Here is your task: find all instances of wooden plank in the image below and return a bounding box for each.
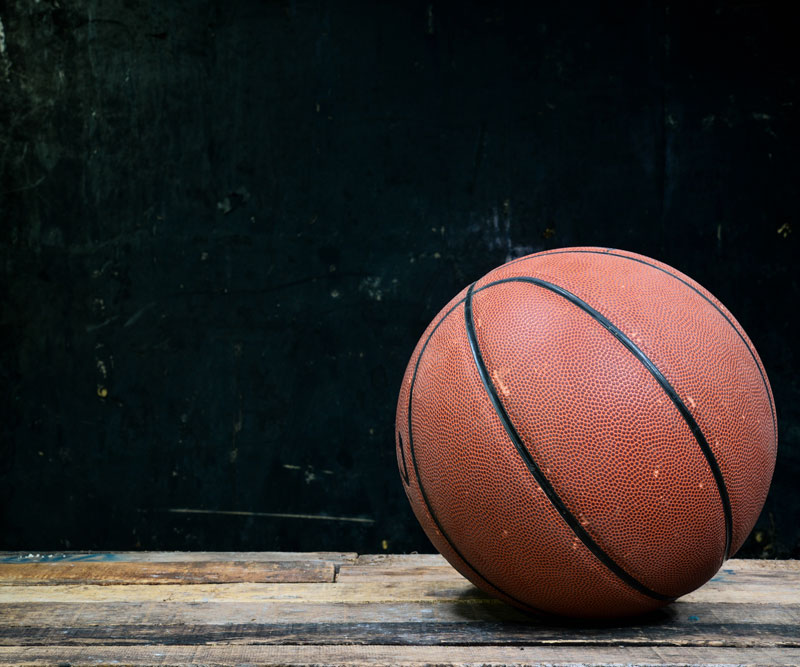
[0,551,357,564]
[337,559,461,583]
[0,644,798,666]
[0,560,335,585]
[339,553,480,584]
[1,600,799,629]
[2,565,799,604]
[340,556,800,590]
[0,580,479,603]
[720,559,800,572]
[335,558,800,603]
[336,564,460,582]
[352,554,800,575]
[353,554,445,566]
[1,617,798,647]
[0,554,796,666]
[683,561,800,604]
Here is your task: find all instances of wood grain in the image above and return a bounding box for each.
[0,554,797,666]
[1,619,799,648]
[0,560,335,585]
[4,568,799,604]
[2,600,799,628]
[1,644,799,666]
[0,580,483,603]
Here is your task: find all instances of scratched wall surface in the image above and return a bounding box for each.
[0,1,797,556]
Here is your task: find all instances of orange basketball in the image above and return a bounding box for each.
[396,247,777,618]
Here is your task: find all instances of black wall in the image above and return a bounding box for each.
[1,1,797,556]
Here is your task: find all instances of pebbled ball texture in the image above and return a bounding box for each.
[395,247,777,618]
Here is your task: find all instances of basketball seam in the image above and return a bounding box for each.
[397,432,410,485]
[518,247,778,443]
[404,294,546,615]
[469,276,733,565]
[464,281,674,602]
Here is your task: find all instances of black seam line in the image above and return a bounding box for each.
[406,291,546,616]
[397,432,410,485]
[522,248,778,443]
[536,248,778,440]
[472,277,733,565]
[464,282,674,603]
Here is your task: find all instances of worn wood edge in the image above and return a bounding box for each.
[0,551,358,564]
[1,644,799,666]
[0,561,335,585]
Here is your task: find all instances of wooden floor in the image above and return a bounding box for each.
[0,552,798,666]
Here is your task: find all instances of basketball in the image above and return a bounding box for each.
[395,247,777,618]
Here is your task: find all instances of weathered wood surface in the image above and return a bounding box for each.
[2,645,800,666]
[0,560,335,585]
[0,553,797,666]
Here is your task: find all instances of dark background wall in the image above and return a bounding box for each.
[0,1,797,557]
